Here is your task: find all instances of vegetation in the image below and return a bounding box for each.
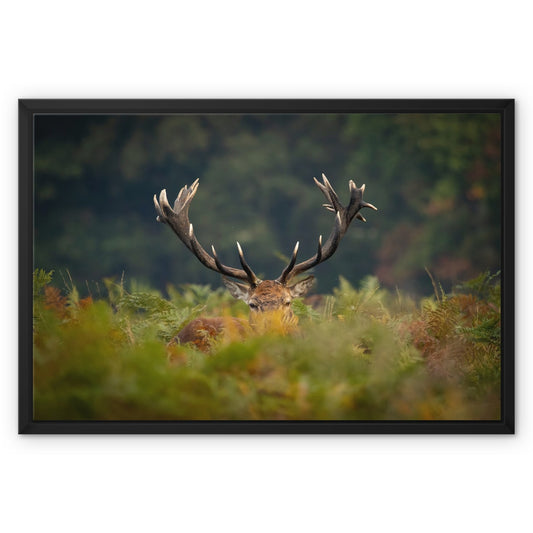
[33,270,501,421]
[34,113,501,296]
[32,113,502,421]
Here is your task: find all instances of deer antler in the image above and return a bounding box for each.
[277,173,377,284]
[153,179,260,286]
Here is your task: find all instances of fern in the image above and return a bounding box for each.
[33,269,54,299]
[32,269,502,421]
[291,298,321,321]
[456,315,501,346]
[117,290,203,342]
[455,270,501,305]
[424,299,460,340]
[334,275,388,320]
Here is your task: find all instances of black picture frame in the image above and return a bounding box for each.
[19,99,515,434]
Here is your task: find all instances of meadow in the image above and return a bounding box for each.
[32,269,501,421]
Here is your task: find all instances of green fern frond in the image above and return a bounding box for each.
[33,269,54,298]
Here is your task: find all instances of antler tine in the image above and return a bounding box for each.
[236,242,260,286]
[153,194,164,222]
[278,175,377,284]
[207,244,238,279]
[154,180,260,285]
[278,241,300,284]
[174,178,199,211]
[348,180,378,217]
[314,174,342,213]
[359,184,378,211]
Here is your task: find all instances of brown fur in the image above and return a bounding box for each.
[170,317,250,352]
[170,278,313,352]
[248,281,292,311]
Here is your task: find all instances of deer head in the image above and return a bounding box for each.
[153,174,377,327]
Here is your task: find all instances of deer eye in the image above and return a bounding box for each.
[284,301,291,307]
[249,303,259,311]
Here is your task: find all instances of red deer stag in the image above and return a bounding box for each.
[153,174,377,351]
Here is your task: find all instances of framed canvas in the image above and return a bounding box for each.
[19,99,514,434]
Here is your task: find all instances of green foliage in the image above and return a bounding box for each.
[117,290,202,343]
[455,270,501,305]
[33,268,54,297]
[32,270,501,421]
[34,113,501,295]
[290,298,321,321]
[33,268,55,325]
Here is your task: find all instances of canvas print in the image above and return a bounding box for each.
[26,102,510,430]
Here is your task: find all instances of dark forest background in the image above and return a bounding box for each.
[34,112,501,296]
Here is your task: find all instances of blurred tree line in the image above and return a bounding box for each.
[34,112,501,296]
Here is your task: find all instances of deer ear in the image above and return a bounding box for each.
[222,277,252,303]
[288,275,315,298]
